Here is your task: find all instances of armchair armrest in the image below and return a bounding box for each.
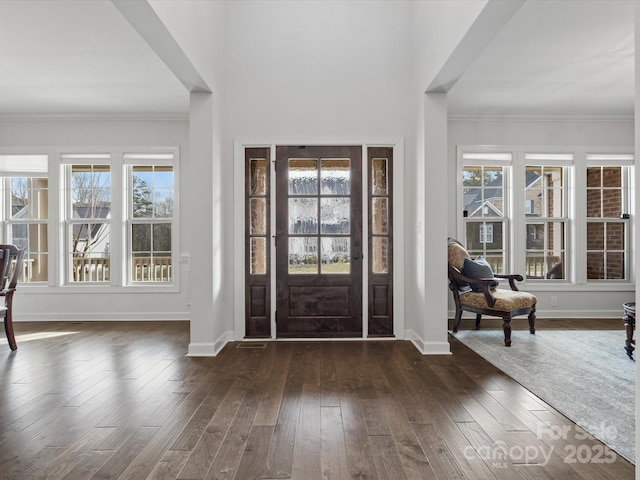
[448,266,497,307]
[494,273,524,291]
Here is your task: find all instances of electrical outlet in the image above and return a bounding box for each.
[550,296,558,307]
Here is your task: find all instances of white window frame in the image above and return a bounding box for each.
[124,150,178,286]
[584,155,633,283]
[61,154,113,285]
[458,146,635,291]
[459,151,512,274]
[522,157,572,283]
[0,154,49,284]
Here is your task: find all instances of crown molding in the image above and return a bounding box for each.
[0,112,189,122]
[449,113,634,123]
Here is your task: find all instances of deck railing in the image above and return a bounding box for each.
[132,256,172,282]
[484,254,561,280]
[70,256,173,282]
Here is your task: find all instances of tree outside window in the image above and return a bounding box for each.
[130,165,174,282]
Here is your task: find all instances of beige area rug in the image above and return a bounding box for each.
[451,328,636,464]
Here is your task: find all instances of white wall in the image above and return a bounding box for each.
[0,117,191,323]
[448,116,636,318]
[223,0,417,340]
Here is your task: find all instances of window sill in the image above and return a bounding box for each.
[19,283,180,294]
[517,281,634,293]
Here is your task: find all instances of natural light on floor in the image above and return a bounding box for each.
[14,331,80,342]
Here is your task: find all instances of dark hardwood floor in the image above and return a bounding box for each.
[0,320,634,479]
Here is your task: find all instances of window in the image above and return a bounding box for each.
[64,157,112,283]
[524,160,568,280]
[458,148,633,287]
[462,160,509,274]
[126,154,175,284]
[585,159,631,281]
[0,155,48,283]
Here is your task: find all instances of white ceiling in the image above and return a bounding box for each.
[448,0,635,116]
[0,0,188,114]
[0,0,634,117]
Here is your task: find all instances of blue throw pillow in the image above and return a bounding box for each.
[463,256,498,292]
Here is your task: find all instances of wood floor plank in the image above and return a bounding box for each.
[369,435,408,480]
[253,343,292,427]
[176,378,250,479]
[263,344,305,479]
[0,322,633,480]
[320,406,350,480]
[376,394,437,480]
[34,427,116,480]
[233,425,275,480]
[412,423,467,480]
[291,384,321,480]
[91,427,160,479]
[168,379,234,451]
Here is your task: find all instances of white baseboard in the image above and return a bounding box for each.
[13,312,190,322]
[188,330,234,357]
[405,329,451,355]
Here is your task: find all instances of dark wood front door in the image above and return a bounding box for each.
[275,146,363,337]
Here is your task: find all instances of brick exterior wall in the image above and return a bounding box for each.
[586,167,624,279]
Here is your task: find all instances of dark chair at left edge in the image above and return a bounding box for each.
[1,245,26,351]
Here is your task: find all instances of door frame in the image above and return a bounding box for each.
[233,137,405,340]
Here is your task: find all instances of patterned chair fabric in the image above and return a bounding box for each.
[447,238,536,347]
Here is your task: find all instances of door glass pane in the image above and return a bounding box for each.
[320,198,350,234]
[321,159,350,194]
[289,237,317,274]
[250,198,266,235]
[321,237,350,274]
[251,237,267,274]
[289,198,317,234]
[250,158,267,195]
[288,159,318,195]
[372,198,388,235]
[372,158,388,195]
[372,237,388,274]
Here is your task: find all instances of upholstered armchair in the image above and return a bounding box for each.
[448,238,536,347]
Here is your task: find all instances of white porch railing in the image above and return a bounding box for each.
[70,256,173,282]
[132,256,172,282]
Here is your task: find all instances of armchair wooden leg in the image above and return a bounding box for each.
[475,314,482,330]
[503,319,512,347]
[4,315,16,351]
[528,308,536,334]
[452,308,463,333]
